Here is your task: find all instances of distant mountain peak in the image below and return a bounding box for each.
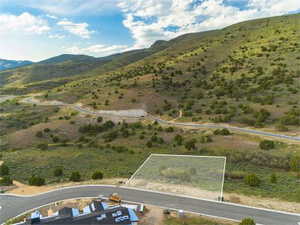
[38,54,96,64]
[0,59,33,71]
[150,40,168,49]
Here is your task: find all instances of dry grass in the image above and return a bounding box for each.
[225,193,300,213]
[8,178,127,195]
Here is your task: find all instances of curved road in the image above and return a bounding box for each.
[20,96,300,142]
[1,185,300,225]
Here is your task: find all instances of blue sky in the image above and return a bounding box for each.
[0,0,299,61]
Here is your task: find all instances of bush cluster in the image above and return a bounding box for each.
[28,176,45,186]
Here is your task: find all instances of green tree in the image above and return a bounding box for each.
[97,116,103,123]
[54,168,63,177]
[146,141,153,148]
[214,128,231,135]
[52,136,60,143]
[0,176,13,186]
[92,171,104,180]
[185,139,197,150]
[44,128,51,132]
[174,134,183,145]
[28,175,45,186]
[259,140,275,150]
[70,171,81,182]
[270,173,277,184]
[0,164,9,176]
[244,174,260,187]
[239,218,256,225]
[165,127,174,132]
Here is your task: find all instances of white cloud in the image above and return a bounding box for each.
[0,12,50,35]
[57,19,93,39]
[118,0,300,49]
[48,34,65,39]
[66,44,129,56]
[7,0,118,16]
[46,14,58,20]
[248,0,300,15]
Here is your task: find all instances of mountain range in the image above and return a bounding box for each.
[0,59,33,71]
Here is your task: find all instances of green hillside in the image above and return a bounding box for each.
[0,43,172,93]
[48,13,300,130]
[1,14,300,205]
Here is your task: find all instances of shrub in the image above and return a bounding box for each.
[37,143,48,150]
[146,141,153,148]
[165,127,174,132]
[44,128,51,132]
[52,136,60,143]
[185,139,197,150]
[54,168,63,177]
[290,156,300,172]
[244,174,260,187]
[275,123,288,131]
[92,171,103,180]
[97,116,103,123]
[199,135,212,143]
[214,128,231,135]
[174,134,183,145]
[270,173,277,183]
[259,140,275,150]
[0,176,13,186]
[70,171,81,182]
[240,218,256,225]
[0,164,9,176]
[103,130,118,142]
[28,176,45,186]
[35,131,43,138]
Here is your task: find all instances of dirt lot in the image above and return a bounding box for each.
[139,205,164,225]
[225,193,300,213]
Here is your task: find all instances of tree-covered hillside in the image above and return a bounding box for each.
[47,13,299,129]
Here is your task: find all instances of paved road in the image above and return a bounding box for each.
[1,185,300,225]
[151,116,300,142]
[19,96,300,142]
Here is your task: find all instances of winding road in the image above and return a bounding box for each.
[1,185,300,225]
[19,96,300,142]
[1,96,300,224]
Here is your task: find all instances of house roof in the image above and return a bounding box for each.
[24,206,138,225]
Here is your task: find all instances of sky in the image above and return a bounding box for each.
[0,0,299,61]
